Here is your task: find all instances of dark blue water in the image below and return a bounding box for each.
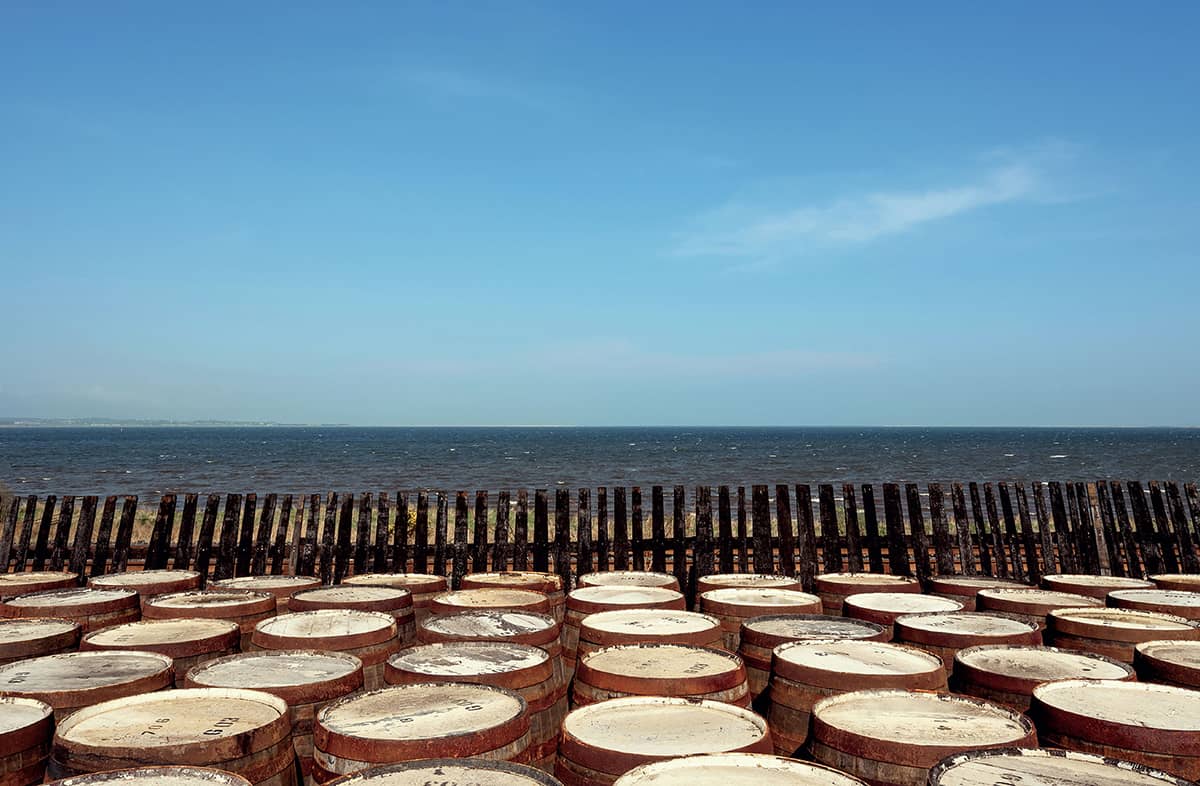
[2,427,1198,500]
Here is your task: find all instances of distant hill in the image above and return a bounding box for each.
[0,418,329,427]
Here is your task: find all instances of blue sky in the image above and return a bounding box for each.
[2,2,1197,426]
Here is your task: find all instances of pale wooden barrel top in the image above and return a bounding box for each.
[185,650,364,701]
[578,571,679,590]
[741,614,887,643]
[290,585,413,610]
[930,748,1194,786]
[614,753,868,786]
[1135,639,1200,684]
[462,572,563,593]
[1048,607,1200,640]
[815,573,921,591]
[213,575,320,593]
[895,611,1039,641]
[1109,589,1200,618]
[144,589,275,616]
[90,569,200,589]
[0,617,81,654]
[315,759,560,786]
[343,573,446,592]
[386,641,549,681]
[0,694,53,735]
[926,575,1029,594]
[698,574,800,591]
[47,767,254,786]
[255,609,395,646]
[1152,574,1200,592]
[1043,574,1156,597]
[420,610,557,641]
[700,588,822,613]
[433,589,550,612]
[0,650,173,695]
[955,644,1134,689]
[4,587,136,610]
[845,592,963,615]
[567,586,685,613]
[582,609,720,639]
[82,618,239,652]
[1032,680,1200,742]
[580,643,743,685]
[773,640,944,688]
[976,588,1102,615]
[0,571,78,599]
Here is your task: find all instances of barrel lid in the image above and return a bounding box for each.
[419,610,558,646]
[567,586,686,614]
[578,644,745,694]
[385,641,551,690]
[697,574,800,591]
[810,690,1036,767]
[342,573,447,592]
[4,586,136,611]
[613,753,868,786]
[1134,640,1200,686]
[0,650,173,704]
[739,614,888,649]
[772,640,944,689]
[699,588,822,616]
[955,645,1135,693]
[54,687,291,762]
[0,617,81,654]
[213,575,321,595]
[431,589,551,615]
[461,571,563,594]
[1151,574,1200,592]
[976,588,1102,615]
[90,569,200,588]
[578,571,679,589]
[1047,607,1200,642]
[254,609,397,649]
[319,758,560,786]
[0,695,53,751]
[559,696,770,775]
[926,575,1029,595]
[315,682,528,761]
[844,592,963,618]
[581,609,721,644]
[894,612,1041,648]
[0,571,78,599]
[184,650,364,703]
[143,589,276,617]
[48,766,254,786]
[290,585,413,611]
[81,618,240,657]
[930,748,1195,786]
[1043,574,1156,598]
[814,572,920,592]
[1031,679,1200,755]
[1109,589,1200,618]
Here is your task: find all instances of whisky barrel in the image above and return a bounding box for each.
[0,696,53,786]
[563,587,686,674]
[384,642,565,771]
[951,644,1135,712]
[928,748,1195,786]
[696,574,801,595]
[577,572,679,591]
[1044,607,1200,662]
[288,587,415,644]
[1,588,140,633]
[577,609,722,660]
[432,589,551,617]
[0,572,78,601]
[90,570,201,604]
[613,753,867,786]
[417,611,564,687]
[1031,679,1200,781]
[185,651,363,785]
[313,759,559,786]
[80,618,240,678]
[573,643,749,707]
[924,576,1028,611]
[1134,639,1200,688]
[50,687,296,786]
[739,614,888,698]
[808,690,1037,786]
[556,696,772,786]
[843,593,963,638]
[0,651,173,721]
[1150,573,1200,592]
[1042,574,1155,600]
[1109,589,1200,620]
[213,577,321,614]
[312,683,531,783]
[463,573,565,624]
[342,574,446,623]
[144,590,277,649]
[252,610,399,691]
[975,588,1102,630]
[699,588,822,650]
[0,618,81,666]
[46,767,253,786]
[814,573,921,616]
[767,640,946,757]
[893,612,1041,672]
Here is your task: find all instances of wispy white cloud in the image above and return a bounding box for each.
[398,67,553,111]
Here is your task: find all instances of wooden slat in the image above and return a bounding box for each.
[982,484,1008,579]
[694,486,714,599]
[751,485,773,574]
[1185,483,1200,573]
[353,493,372,576]
[774,484,796,578]
[1048,482,1076,574]
[394,492,410,573]
[514,489,529,570]
[928,483,955,576]
[48,495,74,572]
[1075,483,1103,574]
[235,493,257,577]
[717,486,733,573]
[1094,481,1126,577]
[271,494,291,575]
[650,486,667,573]
[333,493,354,582]
[553,488,571,590]
[493,491,511,570]
[951,483,976,576]
[30,494,57,571]
[1032,483,1057,576]
[595,487,609,572]
[818,484,842,573]
[289,496,306,576]
[0,495,19,572]
[68,496,98,581]
[577,488,594,577]
[89,496,118,578]
[433,492,449,578]
[372,492,390,573]
[473,491,489,573]
[111,496,138,574]
[672,486,687,591]
[213,493,242,582]
[452,491,469,588]
[14,495,38,572]
[905,484,931,584]
[318,493,338,585]
[613,487,629,570]
[997,483,1025,583]
[1109,482,1141,578]
[144,495,177,570]
[631,487,645,571]
[842,483,864,573]
[298,494,321,577]
[969,483,993,576]
[737,486,749,573]
[882,483,910,577]
[862,484,885,574]
[1014,484,1042,583]
[794,484,818,593]
[1170,482,1200,574]
[192,494,222,585]
[413,491,430,573]
[250,494,277,577]
[173,493,199,570]
[532,489,549,572]
[1147,482,1181,574]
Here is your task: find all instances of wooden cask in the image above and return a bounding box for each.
[50,687,296,786]
[417,611,564,687]
[0,650,173,721]
[463,573,565,624]
[951,644,1135,712]
[1041,574,1155,600]
[843,593,963,639]
[288,586,415,644]
[90,570,201,605]
[808,690,1037,786]
[577,572,679,591]
[738,614,888,699]
[0,696,53,786]
[1044,607,1200,662]
[313,683,531,783]
[929,748,1194,786]
[1134,639,1200,688]
[695,574,801,596]
[924,575,1029,611]
[577,609,722,660]
[975,588,1101,630]
[1151,573,1200,592]
[431,589,552,617]
[80,618,240,679]
[573,643,749,707]
[185,650,363,785]
[144,590,277,649]
[613,753,867,786]
[252,610,399,691]
[0,572,79,601]
[315,759,560,786]
[1,588,140,633]
[699,588,822,650]
[556,696,773,786]
[892,612,1041,673]
[1109,589,1200,620]
[385,641,565,771]
[0,618,81,667]
[563,587,686,675]
[213,577,321,614]
[1031,679,1200,781]
[342,574,446,623]
[767,640,946,757]
[814,573,921,617]
[46,767,253,786]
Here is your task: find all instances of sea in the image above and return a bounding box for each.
[2,427,1198,501]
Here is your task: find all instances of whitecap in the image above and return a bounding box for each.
[1050,454,1067,459]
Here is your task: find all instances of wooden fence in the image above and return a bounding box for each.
[2,481,1198,603]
